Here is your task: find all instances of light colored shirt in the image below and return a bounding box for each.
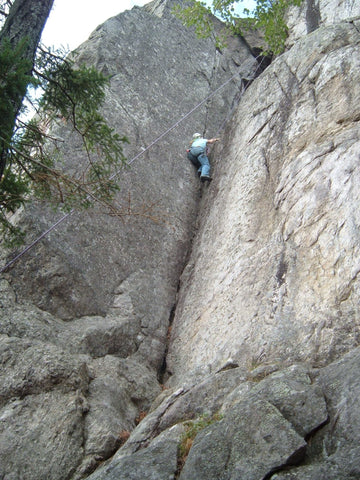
[191,138,207,149]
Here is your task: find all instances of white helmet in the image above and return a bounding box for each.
[193,132,201,139]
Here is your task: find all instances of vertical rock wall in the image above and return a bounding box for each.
[85,4,360,480]
[167,14,360,386]
[0,1,259,479]
[2,0,360,479]
[286,0,360,45]
[87,2,360,478]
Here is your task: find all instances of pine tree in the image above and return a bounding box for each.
[0,0,128,245]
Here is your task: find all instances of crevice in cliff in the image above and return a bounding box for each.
[204,39,272,136]
[263,412,331,480]
[304,414,330,443]
[157,202,204,385]
[262,443,307,479]
[350,18,360,33]
[129,387,188,453]
[305,0,321,33]
[248,109,277,144]
[157,302,176,384]
[238,29,273,71]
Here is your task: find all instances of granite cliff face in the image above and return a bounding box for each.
[167,6,360,386]
[1,0,360,479]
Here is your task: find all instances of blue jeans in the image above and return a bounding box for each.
[190,146,210,177]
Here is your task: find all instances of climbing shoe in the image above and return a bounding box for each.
[200,175,212,182]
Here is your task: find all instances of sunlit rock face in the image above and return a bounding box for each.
[0,1,259,479]
[286,0,360,45]
[167,16,360,386]
[86,2,360,478]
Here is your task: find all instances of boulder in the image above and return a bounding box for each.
[0,392,85,480]
[86,424,182,480]
[0,336,89,480]
[87,350,360,479]
[179,399,307,480]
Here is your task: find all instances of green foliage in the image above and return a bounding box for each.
[172,1,214,40]
[0,38,34,245]
[242,0,303,54]
[174,0,304,55]
[0,42,128,246]
[37,51,128,206]
[178,413,222,459]
[0,166,28,245]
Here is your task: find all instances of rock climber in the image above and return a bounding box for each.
[186,132,220,182]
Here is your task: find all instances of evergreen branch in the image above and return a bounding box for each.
[4,137,121,213]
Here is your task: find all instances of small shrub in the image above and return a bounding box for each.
[177,413,223,474]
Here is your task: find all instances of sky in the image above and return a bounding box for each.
[42,0,256,51]
[42,0,151,50]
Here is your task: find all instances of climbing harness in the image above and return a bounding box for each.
[0,56,267,273]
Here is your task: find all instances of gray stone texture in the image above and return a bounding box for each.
[286,0,360,46]
[1,0,360,479]
[167,16,360,386]
[86,424,183,480]
[0,1,258,479]
[179,399,307,480]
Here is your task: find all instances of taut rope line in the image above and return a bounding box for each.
[1,57,266,273]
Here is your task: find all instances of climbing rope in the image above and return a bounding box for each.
[0,56,267,273]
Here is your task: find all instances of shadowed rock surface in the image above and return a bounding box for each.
[0,0,258,478]
[1,0,360,479]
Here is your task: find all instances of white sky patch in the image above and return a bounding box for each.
[42,0,256,51]
[42,0,151,50]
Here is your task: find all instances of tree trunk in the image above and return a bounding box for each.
[0,0,54,180]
